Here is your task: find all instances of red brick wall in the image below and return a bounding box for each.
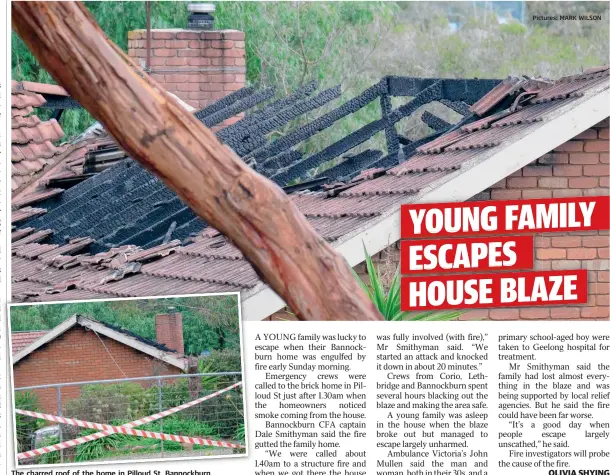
[13,326,182,413]
[127,29,246,121]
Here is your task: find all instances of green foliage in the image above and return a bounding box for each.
[75,430,125,462]
[38,436,61,464]
[202,348,243,374]
[368,3,608,80]
[139,417,218,439]
[235,423,246,444]
[10,296,240,357]
[14,391,43,452]
[353,247,462,322]
[64,382,158,423]
[499,22,527,36]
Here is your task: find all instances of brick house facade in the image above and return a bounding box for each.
[352,119,610,321]
[13,316,186,413]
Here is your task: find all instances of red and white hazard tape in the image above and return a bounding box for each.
[17,381,243,460]
[15,409,245,449]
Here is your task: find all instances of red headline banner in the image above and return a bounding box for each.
[401,235,534,274]
[401,270,588,311]
[401,196,610,238]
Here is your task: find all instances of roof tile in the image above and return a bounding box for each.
[470,77,524,115]
[11,331,49,355]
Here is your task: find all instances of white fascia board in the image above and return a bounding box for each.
[13,315,78,364]
[13,315,188,371]
[241,86,610,321]
[79,317,189,372]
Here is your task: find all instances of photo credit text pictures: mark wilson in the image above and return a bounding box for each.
[400,196,610,311]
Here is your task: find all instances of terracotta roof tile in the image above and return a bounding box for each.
[12,227,36,242]
[389,150,472,175]
[12,142,59,162]
[416,129,467,154]
[11,93,46,109]
[339,171,451,196]
[12,115,41,129]
[12,207,47,224]
[11,105,34,118]
[179,236,244,260]
[142,254,260,287]
[9,81,89,197]
[460,110,513,133]
[12,229,54,249]
[19,81,69,96]
[12,188,64,209]
[12,118,63,145]
[470,77,524,115]
[297,193,408,218]
[445,122,533,151]
[14,242,60,259]
[11,331,49,355]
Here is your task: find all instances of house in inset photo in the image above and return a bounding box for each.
[13,313,190,412]
[10,296,245,465]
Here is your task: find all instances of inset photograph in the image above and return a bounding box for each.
[9,294,246,466]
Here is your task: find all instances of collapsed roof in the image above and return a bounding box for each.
[11,66,610,320]
[13,76,500,247]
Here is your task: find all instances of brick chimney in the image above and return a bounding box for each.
[127,28,246,120]
[155,309,185,354]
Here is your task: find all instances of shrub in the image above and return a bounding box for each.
[235,423,246,443]
[353,246,462,321]
[14,391,43,452]
[203,348,242,373]
[38,436,61,464]
[64,382,157,423]
[75,430,127,462]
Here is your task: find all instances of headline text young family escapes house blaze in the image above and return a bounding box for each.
[400,197,610,311]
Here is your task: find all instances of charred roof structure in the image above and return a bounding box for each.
[12,76,500,249]
[11,67,610,320]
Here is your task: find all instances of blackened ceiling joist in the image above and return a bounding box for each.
[386,76,501,103]
[270,80,444,185]
[38,94,82,109]
[202,87,276,128]
[245,81,388,162]
[194,86,255,120]
[421,111,452,131]
[439,99,471,116]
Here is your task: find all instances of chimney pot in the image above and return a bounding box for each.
[155,312,185,354]
[188,3,215,30]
